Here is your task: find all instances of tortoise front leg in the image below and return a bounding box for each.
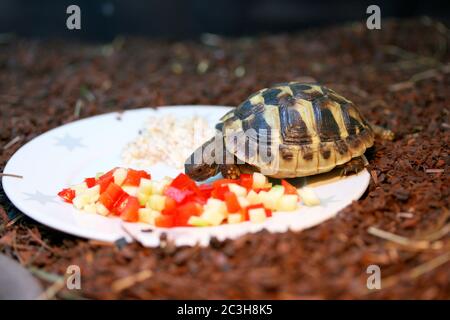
[340,156,368,176]
[370,123,395,141]
[217,138,242,179]
[219,163,241,179]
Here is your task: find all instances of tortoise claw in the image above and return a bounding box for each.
[220,164,241,180]
[340,156,366,177]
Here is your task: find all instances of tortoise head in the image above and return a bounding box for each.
[185,162,218,181]
[184,138,219,181]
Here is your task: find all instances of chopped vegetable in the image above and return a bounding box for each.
[113,168,128,186]
[58,188,76,203]
[281,179,298,195]
[248,208,267,223]
[84,177,96,188]
[122,169,150,187]
[98,182,125,210]
[239,173,253,190]
[175,201,203,226]
[164,186,194,203]
[227,213,242,224]
[298,187,321,206]
[227,183,247,197]
[58,167,319,228]
[155,214,174,228]
[96,168,116,193]
[224,191,241,213]
[118,196,140,222]
[252,172,267,189]
[277,194,299,211]
[187,216,209,227]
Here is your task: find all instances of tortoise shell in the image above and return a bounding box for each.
[217,82,374,178]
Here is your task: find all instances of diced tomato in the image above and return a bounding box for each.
[198,183,214,198]
[165,196,177,211]
[161,196,178,216]
[253,187,271,193]
[96,168,116,193]
[84,177,96,188]
[281,179,298,195]
[111,193,130,216]
[97,176,114,193]
[188,195,208,205]
[224,191,241,213]
[118,196,140,222]
[170,173,198,192]
[164,186,194,203]
[155,214,175,228]
[265,208,272,217]
[98,168,116,180]
[211,179,235,200]
[161,208,176,216]
[239,173,253,190]
[211,184,229,200]
[98,183,125,211]
[122,169,151,186]
[58,188,76,203]
[174,202,203,226]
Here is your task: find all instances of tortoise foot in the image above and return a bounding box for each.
[341,156,367,176]
[220,164,241,180]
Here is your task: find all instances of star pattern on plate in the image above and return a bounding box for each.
[23,191,57,205]
[54,134,85,151]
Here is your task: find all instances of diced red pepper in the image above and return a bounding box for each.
[211,179,235,200]
[281,179,298,195]
[98,168,116,180]
[118,196,140,222]
[165,197,177,211]
[58,188,76,203]
[164,186,194,203]
[170,173,198,192]
[239,173,253,190]
[198,183,214,198]
[155,214,175,228]
[211,184,229,200]
[111,192,130,216]
[84,177,96,188]
[174,202,203,226]
[253,187,271,193]
[188,195,208,205]
[98,183,125,211]
[96,168,116,193]
[122,169,151,187]
[224,191,241,213]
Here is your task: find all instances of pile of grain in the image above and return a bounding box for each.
[121,114,214,169]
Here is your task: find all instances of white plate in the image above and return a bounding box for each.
[2,106,370,246]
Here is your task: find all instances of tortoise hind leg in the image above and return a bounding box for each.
[370,123,395,141]
[340,155,368,176]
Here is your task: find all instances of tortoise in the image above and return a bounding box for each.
[185,82,393,181]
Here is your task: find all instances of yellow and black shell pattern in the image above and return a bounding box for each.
[217,82,374,178]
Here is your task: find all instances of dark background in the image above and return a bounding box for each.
[0,0,449,41]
